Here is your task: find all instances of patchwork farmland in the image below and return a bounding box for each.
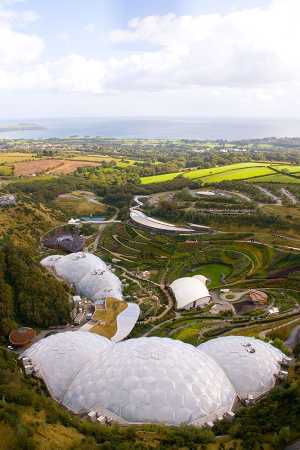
[140,162,300,185]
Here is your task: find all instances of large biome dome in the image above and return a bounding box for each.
[63,337,237,425]
[23,331,111,401]
[22,333,289,427]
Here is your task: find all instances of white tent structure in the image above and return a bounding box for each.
[41,252,123,303]
[198,336,289,400]
[170,275,211,310]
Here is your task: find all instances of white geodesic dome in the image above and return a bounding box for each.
[40,254,63,269]
[198,336,286,400]
[40,252,123,302]
[78,270,123,303]
[23,332,288,426]
[62,337,237,425]
[23,331,111,401]
[54,252,107,286]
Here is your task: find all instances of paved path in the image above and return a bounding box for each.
[259,316,300,340]
[285,440,300,450]
[285,324,300,350]
[257,186,282,205]
[91,206,119,252]
[281,188,297,205]
[230,191,253,203]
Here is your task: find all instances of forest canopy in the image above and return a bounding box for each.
[0,240,70,338]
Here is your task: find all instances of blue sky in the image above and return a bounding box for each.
[16,0,270,58]
[0,0,299,119]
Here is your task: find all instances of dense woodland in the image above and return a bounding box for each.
[0,240,70,339]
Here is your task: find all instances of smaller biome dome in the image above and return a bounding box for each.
[170,275,210,310]
[198,336,286,400]
[41,252,123,302]
[63,337,237,425]
[54,252,107,286]
[22,331,111,401]
[78,270,123,303]
[40,255,63,269]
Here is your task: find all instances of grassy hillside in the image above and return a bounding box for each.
[140,162,300,185]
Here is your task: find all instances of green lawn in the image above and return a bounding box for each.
[199,166,275,183]
[0,166,13,176]
[186,263,232,288]
[251,173,300,183]
[140,162,300,185]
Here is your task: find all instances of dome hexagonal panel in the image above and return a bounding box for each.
[62,337,237,425]
[198,336,285,400]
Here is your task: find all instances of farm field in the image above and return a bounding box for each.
[65,154,116,162]
[13,159,100,176]
[251,173,300,183]
[0,152,35,163]
[0,166,13,176]
[140,162,300,185]
[65,154,136,167]
[49,160,99,174]
[199,166,275,183]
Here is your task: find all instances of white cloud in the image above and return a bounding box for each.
[108,1,300,90]
[1,0,300,118]
[0,10,44,66]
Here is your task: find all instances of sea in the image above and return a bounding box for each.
[1,117,300,140]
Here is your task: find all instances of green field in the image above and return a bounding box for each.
[0,165,13,176]
[251,173,300,183]
[0,152,35,176]
[186,263,232,288]
[140,162,300,185]
[0,152,35,163]
[65,154,136,167]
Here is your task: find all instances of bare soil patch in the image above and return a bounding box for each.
[14,159,99,176]
[49,160,99,174]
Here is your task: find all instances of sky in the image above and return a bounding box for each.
[0,0,299,119]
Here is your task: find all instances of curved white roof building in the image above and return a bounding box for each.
[130,209,194,234]
[22,333,288,426]
[198,336,287,400]
[170,275,211,310]
[41,252,123,302]
[111,303,141,342]
[23,331,111,401]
